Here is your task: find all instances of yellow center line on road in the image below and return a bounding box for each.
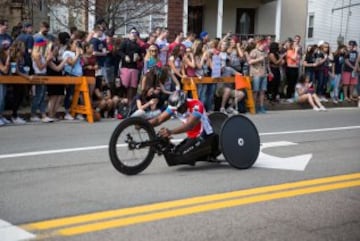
[55,179,360,236]
[23,173,360,233]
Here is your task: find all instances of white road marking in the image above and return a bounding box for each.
[0,219,35,241]
[260,125,360,136]
[0,145,107,159]
[0,126,359,160]
[254,141,312,171]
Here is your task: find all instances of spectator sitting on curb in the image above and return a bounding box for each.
[92,78,116,118]
[295,74,327,111]
[130,85,161,119]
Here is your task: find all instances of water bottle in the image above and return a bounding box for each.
[10,62,17,75]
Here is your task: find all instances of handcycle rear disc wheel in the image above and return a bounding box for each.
[109,117,156,175]
[208,111,228,153]
[220,114,260,169]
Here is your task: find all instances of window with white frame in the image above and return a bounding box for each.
[307,13,314,38]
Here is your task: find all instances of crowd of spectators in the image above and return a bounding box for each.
[0,18,359,126]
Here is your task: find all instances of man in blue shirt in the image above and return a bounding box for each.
[15,22,34,70]
[0,19,12,49]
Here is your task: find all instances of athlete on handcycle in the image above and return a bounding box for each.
[149,91,220,166]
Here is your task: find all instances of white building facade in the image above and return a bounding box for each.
[306,0,360,50]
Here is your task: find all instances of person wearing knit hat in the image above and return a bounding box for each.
[199,31,208,41]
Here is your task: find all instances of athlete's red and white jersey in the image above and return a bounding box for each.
[166,99,213,138]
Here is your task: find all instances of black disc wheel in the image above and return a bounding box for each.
[220,115,260,169]
[109,117,156,175]
[208,111,228,154]
[208,112,228,137]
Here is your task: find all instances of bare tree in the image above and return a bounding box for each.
[44,0,167,33]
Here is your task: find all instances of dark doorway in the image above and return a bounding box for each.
[236,8,255,35]
[188,6,203,36]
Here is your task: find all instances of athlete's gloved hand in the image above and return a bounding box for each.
[159,127,172,138]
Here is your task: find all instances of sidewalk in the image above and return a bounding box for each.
[3,98,358,121]
[265,99,358,111]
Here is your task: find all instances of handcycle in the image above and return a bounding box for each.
[109,112,260,175]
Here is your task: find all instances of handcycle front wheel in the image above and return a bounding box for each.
[109,117,156,175]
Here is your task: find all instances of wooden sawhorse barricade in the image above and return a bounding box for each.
[182,75,256,114]
[0,76,95,123]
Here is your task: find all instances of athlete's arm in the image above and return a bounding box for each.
[149,110,171,127]
[170,115,200,135]
[160,114,200,138]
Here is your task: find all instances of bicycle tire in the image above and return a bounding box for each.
[109,117,156,175]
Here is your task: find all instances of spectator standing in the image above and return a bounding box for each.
[155,28,169,66]
[82,42,98,99]
[33,21,55,42]
[0,43,10,126]
[168,31,184,55]
[62,39,83,120]
[227,36,244,73]
[8,41,31,124]
[15,22,33,71]
[153,27,162,39]
[193,39,210,108]
[157,66,181,108]
[217,40,240,114]
[294,34,303,64]
[218,40,238,114]
[199,31,209,46]
[89,25,108,83]
[104,29,116,85]
[342,40,358,102]
[168,45,185,81]
[143,44,161,76]
[182,32,196,48]
[144,32,157,50]
[314,42,332,102]
[303,45,317,83]
[268,42,285,103]
[242,40,256,76]
[0,19,12,49]
[118,27,142,102]
[46,41,68,120]
[31,37,53,123]
[285,38,300,100]
[182,47,196,78]
[86,18,107,43]
[331,45,347,103]
[82,43,98,78]
[200,39,218,112]
[249,39,271,113]
[0,19,12,125]
[57,32,71,61]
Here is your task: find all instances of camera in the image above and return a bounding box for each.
[76,41,82,48]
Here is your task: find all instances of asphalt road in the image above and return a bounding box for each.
[0,107,360,241]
